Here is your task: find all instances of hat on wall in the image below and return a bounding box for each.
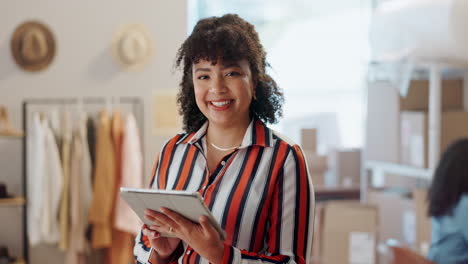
[10,21,56,72]
[111,24,154,71]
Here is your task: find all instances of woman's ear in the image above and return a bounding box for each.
[252,78,257,100]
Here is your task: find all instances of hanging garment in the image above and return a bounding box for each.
[66,112,93,264]
[107,230,134,264]
[88,110,115,248]
[27,112,46,246]
[106,109,134,264]
[114,113,143,234]
[59,111,72,250]
[41,119,63,244]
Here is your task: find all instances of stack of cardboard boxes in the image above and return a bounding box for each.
[367,79,468,171]
[328,148,362,187]
[312,201,379,264]
[364,79,462,260]
[301,128,328,186]
[400,80,468,168]
[367,189,431,255]
[301,128,362,187]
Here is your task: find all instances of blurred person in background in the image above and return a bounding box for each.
[427,138,468,264]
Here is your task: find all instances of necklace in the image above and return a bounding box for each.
[210,142,238,151]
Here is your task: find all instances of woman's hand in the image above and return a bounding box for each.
[145,208,225,264]
[143,213,181,260]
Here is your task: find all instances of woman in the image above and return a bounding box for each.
[133,14,314,264]
[427,138,468,264]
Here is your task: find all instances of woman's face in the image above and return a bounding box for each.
[192,58,254,129]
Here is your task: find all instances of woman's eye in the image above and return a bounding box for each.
[225,71,241,77]
[197,75,209,80]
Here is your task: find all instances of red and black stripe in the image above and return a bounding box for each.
[222,146,261,244]
[176,146,199,190]
[231,147,264,245]
[249,141,289,251]
[158,135,182,189]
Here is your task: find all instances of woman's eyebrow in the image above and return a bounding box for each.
[222,63,240,69]
[194,67,211,73]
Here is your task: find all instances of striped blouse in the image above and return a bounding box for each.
[133,119,315,264]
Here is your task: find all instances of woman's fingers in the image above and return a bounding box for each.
[161,207,192,227]
[199,215,218,238]
[145,209,174,226]
[143,225,160,238]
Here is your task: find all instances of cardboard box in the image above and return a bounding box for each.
[311,203,324,263]
[367,189,431,255]
[400,79,463,111]
[303,150,327,172]
[303,150,327,187]
[320,201,378,264]
[367,189,416,245]
[400,111,468,168]
[365,80,463,164]
[329,148,361,187]
[310,171,325,186]
[301,128,317,153]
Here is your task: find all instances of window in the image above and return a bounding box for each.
[189,0,371,151]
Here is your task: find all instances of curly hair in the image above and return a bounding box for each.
[175,14,284,133]
[428,138,468,217]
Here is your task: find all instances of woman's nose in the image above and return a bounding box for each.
[209,76,227,93]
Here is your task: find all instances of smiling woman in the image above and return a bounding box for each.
[133,14,315,264]
[192,59,253,134]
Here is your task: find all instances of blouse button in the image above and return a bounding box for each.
[221,161,226,166]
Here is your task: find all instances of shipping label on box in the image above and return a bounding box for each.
[349,232,375,264]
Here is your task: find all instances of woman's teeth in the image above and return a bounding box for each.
[211,100,231,107]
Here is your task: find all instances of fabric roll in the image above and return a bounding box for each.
[370,0,468,62]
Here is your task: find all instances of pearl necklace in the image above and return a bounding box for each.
[210,142,238,151]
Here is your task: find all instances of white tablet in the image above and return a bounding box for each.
[120,187,226,240]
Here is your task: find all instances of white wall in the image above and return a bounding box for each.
[0,0,187,263]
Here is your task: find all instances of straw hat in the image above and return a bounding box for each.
[10,21,56,72]
[111,24,154,71]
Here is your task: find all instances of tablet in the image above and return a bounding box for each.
[120,187,226,240]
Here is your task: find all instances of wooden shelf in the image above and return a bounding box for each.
[0,133,24,139]
[315,186,360,202]
[0,197,26,207]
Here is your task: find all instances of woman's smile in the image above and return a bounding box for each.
[209,99,234,110]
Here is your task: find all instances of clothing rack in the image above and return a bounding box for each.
[21,96,143,263]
